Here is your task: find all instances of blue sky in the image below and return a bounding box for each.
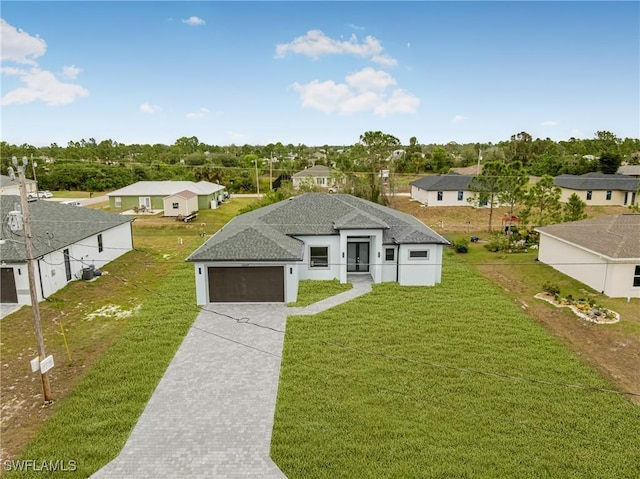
[1,1,639,147]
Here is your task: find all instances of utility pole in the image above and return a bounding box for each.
[269,151,273,192]
[254,159,260,196]
[31,154,38,198]
[13,156,53,403]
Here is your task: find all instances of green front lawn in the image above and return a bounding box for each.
[271,255,640,477]
[288,279,353,307]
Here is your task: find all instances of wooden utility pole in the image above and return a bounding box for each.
[13,156,53,403]
[255,159,260,196]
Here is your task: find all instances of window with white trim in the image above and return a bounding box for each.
[97,234,103,253]
[385,248,395,261]
[457,191,464,201]
[172,202,179,209]
[115,197,122,208]
[634,265,640,287]
[409,250,429,259]
[586,191,592,200]
[606,190,612,201]
[309,246,329,268]
[437,191,443,201]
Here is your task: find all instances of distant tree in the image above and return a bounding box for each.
[431,146,449,173]
[496,161,529,234]
[520,175,562,227]
[358,131,400,203]
[599,153,622,174]
[509,131,533,165]
[469,161,505,232]
[563,193,587,222]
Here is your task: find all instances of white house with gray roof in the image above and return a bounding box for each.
[410,174,475,206]
[536,214,640,298]
[186,193,450,304]
[553,172,639,206]
[0,195,133,305]
[108,181,226,213]
[291,165,338,192]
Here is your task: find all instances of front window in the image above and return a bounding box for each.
[409,250,429,259]
[457,191,464,201]
[437,191,443,201]
[385,248,395,261]
[606,190,612,201]
[115,197,122,208]
[586,191,592,200]
[309,246,329,268]
[634,265,640,287]
[172,202,179,209]
[97,234,103,253]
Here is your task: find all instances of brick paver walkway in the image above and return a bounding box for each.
[92,275,372,478]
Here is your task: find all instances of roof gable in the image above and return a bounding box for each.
[291,165,331,178]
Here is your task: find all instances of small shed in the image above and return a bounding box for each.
[163,190,198,217]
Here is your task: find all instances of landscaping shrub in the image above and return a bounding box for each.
[452,238,469,253]
[542,281,561,298]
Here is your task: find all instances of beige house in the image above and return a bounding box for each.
[554,172,638,206]
[291,165,338,192]
[536,215,640,298]
[0,174,37,197]
[410,174,474,206]
[163,190,199,217]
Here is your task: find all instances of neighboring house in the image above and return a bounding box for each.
[163,190,199,217]
[0,174,37,197]
[291,165,338,192]
[186,193,450,304]
[0,195,134,305]
[536,214,640,298]
[410,173,474,206]
[617,165,640,178]
[108,181,226,213]
[553,172,639,206]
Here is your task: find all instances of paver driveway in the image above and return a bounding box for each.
[92,276,372,478]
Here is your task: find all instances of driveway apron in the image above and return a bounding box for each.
[92,276,372,478]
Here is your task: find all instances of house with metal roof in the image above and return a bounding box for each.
[536,214,640,298]
[186,193,450,303]
[0,195,134,306]
[291,165,338,192]
[410,173,475,206]
[553,172,639,206]
[107,181,226,213]
[617,165,640,178]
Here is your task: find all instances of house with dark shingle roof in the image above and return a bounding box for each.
[1,174,37,197]
[291,165,338,192]
[410,173,475,206]
[0,195,133,305]
[186,193,450,303]
[536,214,640,298]
[553,172,639,206]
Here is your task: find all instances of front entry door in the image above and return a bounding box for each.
[347,242,369,272]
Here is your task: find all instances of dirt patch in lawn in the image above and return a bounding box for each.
[478,263,640,406]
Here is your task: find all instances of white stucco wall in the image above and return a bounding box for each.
[8,222,133,305]
[538,233,640,298]
[397,244,443,286]
[380,245,398,282]
[338,229,383,284]
[295,235,341,281]
[559,188,634,206]
[411,186,470,206]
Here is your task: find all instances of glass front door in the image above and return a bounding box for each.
[347,242,369,272]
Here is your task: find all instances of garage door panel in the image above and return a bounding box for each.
[208,266,284,302]
[1,268,18,303]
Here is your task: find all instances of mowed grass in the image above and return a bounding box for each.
[288,279,353,307]
[271,256,640,478]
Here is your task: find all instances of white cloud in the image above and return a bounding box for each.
[541,120,558,127]
[185,107,210,119]
[62,65,81,79]
[0,19,47,65]
[292,68,419,116]
[275,30,397,67]
[452,114,468,122]
[140,102,161,114]
[1,67,88,106]
[1,66,25,76]
[348,23,365,31]
[182,16,205,26]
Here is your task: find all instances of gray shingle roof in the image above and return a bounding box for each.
[108,181,224,197]
[1,174,35,188]
[553,173,639,191]
[187,193,449,262]
[410,173,474,191]
[536,214,640,259]
[291,165,331,178]
[0,195,133,262]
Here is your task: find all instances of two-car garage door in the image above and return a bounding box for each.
[208,266,284,302]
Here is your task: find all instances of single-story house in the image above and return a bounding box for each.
[186,193,450,304]
[0,195,134,305]
[536,214,640,298]
[291,165,338,192]
[108,181,226,213]
[553,172,639,206]
[617,165,640,178]
[1,174,37,197]
[163,190,199,217]
[410,173,475,206]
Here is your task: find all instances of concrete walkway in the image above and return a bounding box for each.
[92,275,372,478]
